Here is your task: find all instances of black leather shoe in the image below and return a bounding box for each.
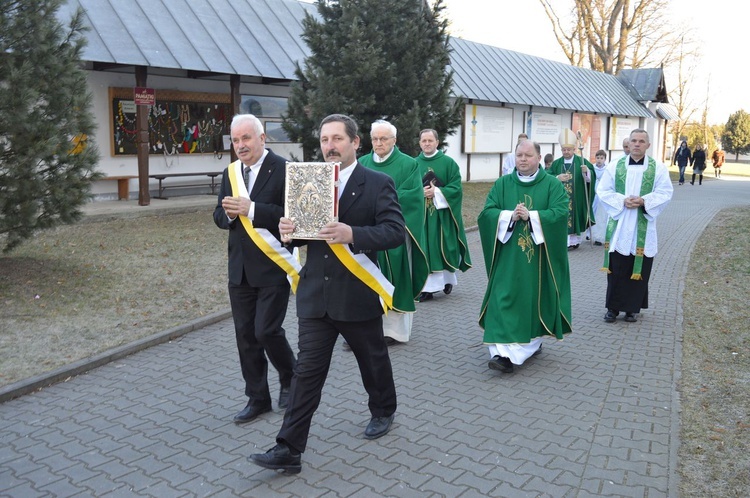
[604,310,618,323]
[249,444,301,474]
[364,414,394,439]
[624,313,637,323]
[417,292,433,302]
[443,283,453,295]
[532,344,542,357]
[278,387,290,410]
[488,355,514,373]
[233,403,271,424]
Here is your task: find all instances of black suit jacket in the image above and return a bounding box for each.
[213,149,291,287]
[293,163,405,322]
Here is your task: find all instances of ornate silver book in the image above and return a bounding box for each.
[284,162,340,239]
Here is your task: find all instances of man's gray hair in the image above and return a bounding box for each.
[371,119,398,138]
[629,128,650,141]
[231,114,264,136]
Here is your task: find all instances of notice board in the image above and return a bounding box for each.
[110,87,231,156]
[463,104,513,154]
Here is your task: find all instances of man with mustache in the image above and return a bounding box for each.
[249,114,405,473]
[213,114,297,425]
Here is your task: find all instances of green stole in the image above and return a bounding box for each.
[602,156,656,279]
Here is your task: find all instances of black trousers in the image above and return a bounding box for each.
[276,315,397,453]
[228,278,295,407]
[605,251,654,314]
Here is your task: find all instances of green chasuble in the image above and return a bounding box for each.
[415,151,472,274]
[478,168,572,344]
[360,146,429,312]
[548,155,596,236]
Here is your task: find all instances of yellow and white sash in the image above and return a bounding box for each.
[228,160,301,292]
[329,243,394,313]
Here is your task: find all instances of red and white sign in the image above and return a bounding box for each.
[133,87,155,106]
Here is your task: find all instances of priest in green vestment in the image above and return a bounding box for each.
[478,140,572,374]
[359,120,429,344]
[414,129,471,301]
[548,128,595,249]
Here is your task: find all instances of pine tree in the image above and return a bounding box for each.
[282,0,462,159]
[0,0,100,252]
[721,110,750,160]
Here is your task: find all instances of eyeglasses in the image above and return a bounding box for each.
[371,136,394,143]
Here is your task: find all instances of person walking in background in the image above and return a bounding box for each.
[415,129,472,302]
[712,147,725,178]
[249,114,405,474]
[548,128,595,249]
[690,144,707,185]
[597,129,673,324]
[673,140,691,185]
[478,140,572,374]
[589,150,609,246]
[213,114,297,424]
[359,120,429,345]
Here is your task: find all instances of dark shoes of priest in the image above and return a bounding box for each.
[249,443,301,474]
[233,402,272,424]
[364,414,395,439]
[488,355,514,373]
[418,284,453,303]
[605,310,637,323]
[487,345,541,374]
[417,292,433,302]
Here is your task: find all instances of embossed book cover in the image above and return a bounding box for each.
[284,162,340,239]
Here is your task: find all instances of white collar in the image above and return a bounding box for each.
[373,148,394,163]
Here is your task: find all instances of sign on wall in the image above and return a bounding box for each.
[525,112,562,143]
[609,117,639,150]
[463,104,513,154]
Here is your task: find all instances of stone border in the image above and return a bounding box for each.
[0,309,232,403]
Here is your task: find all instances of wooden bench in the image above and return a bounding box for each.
[103,176,136,200]
[149,172,223,199]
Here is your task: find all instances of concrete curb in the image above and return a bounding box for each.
[2,225,479,405]
[0,308,232,404]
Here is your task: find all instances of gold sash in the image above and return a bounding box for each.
[228,161,301,292]
[329,243,394,313]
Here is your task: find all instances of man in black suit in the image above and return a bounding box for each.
[249,114,406,474]
[213,114,296,424]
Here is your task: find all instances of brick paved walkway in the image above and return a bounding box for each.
[1,177,748,497]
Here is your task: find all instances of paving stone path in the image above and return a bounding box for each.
[1,177,748,497]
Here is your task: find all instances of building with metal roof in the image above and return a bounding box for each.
[59,0,674,196]
[450,38,652,119]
